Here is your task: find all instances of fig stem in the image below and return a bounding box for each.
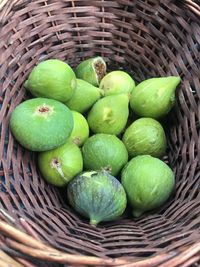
[90,219,99,226]
[132,209,144,218]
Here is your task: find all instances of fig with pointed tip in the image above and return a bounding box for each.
[121,155,175,218]
[82,134,128,176]
[130,76,181,119]
[65,79,103,114]
[10,98,73,151]
[87,94,129,135]
[69,111,89,146]
[122,118,167,158]
[67,171,127,225]
[100,70,135,96]
[24,59,77,102]
[75,57,106,86]
[38,141,83,187]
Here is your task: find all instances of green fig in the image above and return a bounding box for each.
[100,70,135,96]
[65,79,103,114]
[38,141,83,187]
[122,118,167,158]
[75,57,106,86]
[24,59,77,102]
[87,94,129,135]
[121,155,175,217]
[69,111,89,146]
[82,134,128,176]
[10,98,73,151]
[130,76,181,119]
[67,171,127,225]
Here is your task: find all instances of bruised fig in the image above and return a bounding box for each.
[130,76,181,119]
[67,171,127,225]
[100,70,135,96]
[69,111,89,146]
[87,94,129,135]
[75,57,106,86]
[65,79,103,114]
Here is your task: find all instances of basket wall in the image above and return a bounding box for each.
[0,0,200,265]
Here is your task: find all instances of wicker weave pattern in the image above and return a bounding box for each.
[0,0,200,266]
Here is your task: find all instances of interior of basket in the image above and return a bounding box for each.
[0,0,200,259]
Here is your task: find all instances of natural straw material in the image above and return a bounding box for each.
[0,0,200,266]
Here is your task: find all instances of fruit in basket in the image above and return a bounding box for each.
[24,59,77,102]
[87,94,129,135]
[67,170,127,225]
[69,111,89,146]
[130,76,181,119]
[75,57,106,86]
[122,118,167,158]
[82,134,128,176]
[100,70,135,96]
[65,79,103,113]
[10,98,73,151]
[38,141,83,186]
[121,155,175,218]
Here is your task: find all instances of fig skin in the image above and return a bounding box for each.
[121,155,175,217]
[87,94,129,135]
[130,76,181,119]
[67,171,127,225]
[24,59,77,103]
[100,70,135,96]
[65,79,103,114]
[82,133,128,176]
[38,141,83,187]
[122,118,167,158]
[10,98,73,151]
[69,111,89,146]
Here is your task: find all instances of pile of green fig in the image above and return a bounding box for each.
[10,57,181,225]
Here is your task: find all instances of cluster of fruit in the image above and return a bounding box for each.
[10,57,181,226]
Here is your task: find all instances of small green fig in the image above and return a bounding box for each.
[121,155,175,217]
[38,141,83,186]
[75,57,106,86]
[65,79,103,114]
[87,94,129,135]
[10,98,73,151]
[67,171,127,225]
[100,70,135,96]
[82,134,128,176]
[69,111,89,146]
[24,59,77,102]
[122,118,167,158]
[130,76,181,119]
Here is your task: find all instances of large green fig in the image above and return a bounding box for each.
[122,118,167,158]
[24,59,77,102]
[100,70,135,96]
[82,134,128,176]
[121,155,175,218]
[87,94,129,135]
[65,79,103,114]
[67,171,127,225]
[10,98,73,151]
[68,111,89,146]
[130,76,181,119]
[38,141,83,187]
[75,57,106,86]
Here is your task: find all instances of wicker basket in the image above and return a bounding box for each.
[1,0,200,266]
